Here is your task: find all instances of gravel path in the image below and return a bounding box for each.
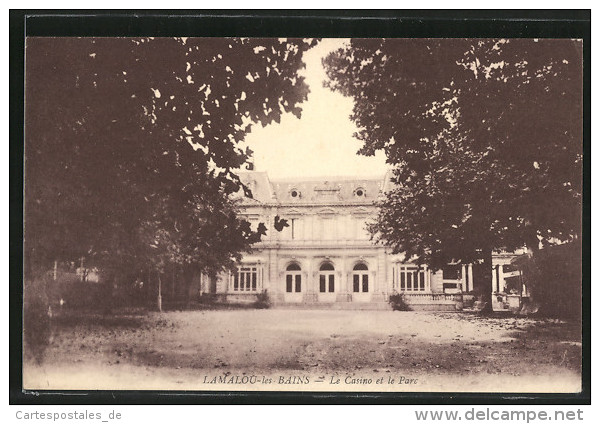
[24,309,582,392]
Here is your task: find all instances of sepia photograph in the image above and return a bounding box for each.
[20,24,585,398]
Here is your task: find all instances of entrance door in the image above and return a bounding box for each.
[318,262,336,302]
[284,263,303,302]
[352,262,371,302]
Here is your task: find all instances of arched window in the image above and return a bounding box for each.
[319,262,335,292]
[285,263,302,293]
[352,262,369,293]
[320,263,334,271]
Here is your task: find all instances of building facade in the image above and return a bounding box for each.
[200,171,525,310]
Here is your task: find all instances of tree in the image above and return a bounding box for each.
[513,242,581,319]
[325,39,582,311]
[25,37,318,309]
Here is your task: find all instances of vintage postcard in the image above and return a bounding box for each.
[22,32,584,396]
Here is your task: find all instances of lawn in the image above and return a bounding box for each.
[23,309,582,392]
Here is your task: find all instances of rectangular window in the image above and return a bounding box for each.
[398,266,426,292]
[353,274,360,292]
[362,275,369,292]
[286,275,293,293]
[295,274,301,293]
[328,274,335,292]
[319,275,326,293]
[232,266,259,292]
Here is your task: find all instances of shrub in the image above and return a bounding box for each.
[388,292,411,311]
[254,290,271,309]
[516,242,581,319]
[198,293,216,304]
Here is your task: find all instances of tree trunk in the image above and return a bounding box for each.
[479,250,494,314]
[156,272,163,312]
[171,263,176,299]
[102,276,114,315]
[182,266,194,304]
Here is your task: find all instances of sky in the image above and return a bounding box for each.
[242,38,388,180]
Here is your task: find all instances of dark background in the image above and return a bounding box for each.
[9,9,591,405]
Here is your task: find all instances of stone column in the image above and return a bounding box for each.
[498,264,505,293]
[336,268,351,302]
[267,249,276,288]
[377,249,385,293]
[304,259,318,302]
[371,250,386,302]
[302,270,308,293]
[467,264,474,292]
[461,264,467,292]
[336,257,351,302]
[370,270,376,293]
[347,271,353,294]
[268,248,284,302]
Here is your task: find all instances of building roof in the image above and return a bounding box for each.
[236,170,394,205]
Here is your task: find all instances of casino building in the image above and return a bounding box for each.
[199,170,526,310]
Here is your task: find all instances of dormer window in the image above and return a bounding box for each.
[354,187,366,197]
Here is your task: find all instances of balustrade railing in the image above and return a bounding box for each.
[401,292,463,302]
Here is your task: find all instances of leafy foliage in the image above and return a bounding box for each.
[388,292,411,311]
[325,39,582,306]
[515,242,582,319]
[254,290,271,309]
[273,215,290,232]
[25,37,318,285]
